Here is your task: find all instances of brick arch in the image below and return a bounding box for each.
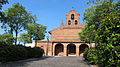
[79,43,89,56]
[55,43,64,56]
[67,43,76,56]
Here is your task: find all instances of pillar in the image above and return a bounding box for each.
[48,43,53,56]
[76,44,79,56]
[64,44,67,56]
[52,43,55,56]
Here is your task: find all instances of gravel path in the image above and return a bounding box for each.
[0,56,91,67]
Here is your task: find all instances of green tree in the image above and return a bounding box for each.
[0,33,14,45]
[0,0,8,22]
[83,0,120,46]
[81,0,120,66]
[3,3,36,45]
[18,33,32,46]
[27,23,46,47]
[79,25,96,46]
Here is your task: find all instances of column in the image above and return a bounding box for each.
[48,43,53,56]
[76,44,79,56]
[64,44,67,56]
[52,44,55,56]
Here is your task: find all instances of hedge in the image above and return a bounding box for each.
[0,44,44,63]
[83,45,120,67]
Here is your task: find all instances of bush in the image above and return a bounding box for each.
[113,46,120,66]
[95,44,120,67]
[25,47,44,58]
[83,48,98,65]
[0,45,28,62]
[84,44,120,67]
[32,47,44,58]
[0,44,44,63]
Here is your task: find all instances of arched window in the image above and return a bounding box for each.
[75,20,78,25]
[68,20,71,25]
[71,14,74,20]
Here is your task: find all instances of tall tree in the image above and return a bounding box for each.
[81,0,120,66]
[27,23,46,47]
[83,0,120,45]
[3,3,36,45]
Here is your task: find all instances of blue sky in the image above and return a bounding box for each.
[1,0,90,39]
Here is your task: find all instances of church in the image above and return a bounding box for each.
[37,8,95,56]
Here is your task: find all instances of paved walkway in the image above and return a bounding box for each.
[0,56,91,67]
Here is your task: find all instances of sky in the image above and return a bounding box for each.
[1,0,90,39]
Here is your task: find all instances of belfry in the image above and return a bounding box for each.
[37,8,94,56]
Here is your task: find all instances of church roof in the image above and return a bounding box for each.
[48,24,84,34]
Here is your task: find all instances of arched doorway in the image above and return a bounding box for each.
[55,43,64,56]
[67,44,76,56]
[79,44,89,56]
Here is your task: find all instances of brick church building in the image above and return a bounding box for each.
[37,8,94,56]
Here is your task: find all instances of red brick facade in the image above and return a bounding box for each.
[37,9,94,56]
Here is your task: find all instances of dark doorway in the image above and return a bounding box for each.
[79,44,89,55]
[55,44,64,56]
[67,44,76,56]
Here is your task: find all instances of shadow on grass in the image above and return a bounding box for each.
[0,56,52,67]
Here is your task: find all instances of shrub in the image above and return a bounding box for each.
[84,44,120,67]
[0,45,28,62]
[32,47,44,58]
[0,44,44,63]
[83,48,98,65]
[95,44,120,67]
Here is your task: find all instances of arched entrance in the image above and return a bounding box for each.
[55,43,64,56]
[79,44,89,56]
[67,44,76,56]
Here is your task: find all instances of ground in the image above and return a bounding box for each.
[0,56,91,67]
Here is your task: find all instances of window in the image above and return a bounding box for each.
[75,20,78,25]
[68,22,71,25]
[71,14,74,20]
[68,20,71,25]
[41,46,44,49]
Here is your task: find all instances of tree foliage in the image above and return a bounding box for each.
[0,0,8,10]
[0,0,8,22]
[80,0,120,45]
[27,23,46,47]
[79,25,96,44]
[0,33,14,45]
[18,33,32,46]
[2,3,36,45]
[80,0,120,66]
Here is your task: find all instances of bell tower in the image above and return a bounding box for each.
[66,8,80,25]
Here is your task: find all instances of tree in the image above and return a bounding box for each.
[3,3,36,45]
[83,0,120,46]
[81,0,120,66]
[27,23,46,47]
[0,0,8,22]
[79,25,96,45]
[18,33,32,46]
[0,33,14,45]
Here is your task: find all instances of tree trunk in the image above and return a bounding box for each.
[15,30,18,45]
[10,28,13,36]
[35,40,37,47]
